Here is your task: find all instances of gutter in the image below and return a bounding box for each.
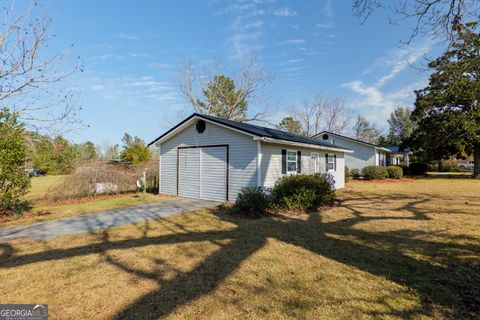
[375,146,394,153]
[254,137,354,153]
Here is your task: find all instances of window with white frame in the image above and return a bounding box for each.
[327,154,335,172]
[287,150,297,173]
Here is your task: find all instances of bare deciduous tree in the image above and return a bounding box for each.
[292,94,350,136]
[174,57,274,122]
[352,115,381,144]
[0,2,82,131]
[292,99,322,136]
[322,98,350,134]
[353,0,480,43]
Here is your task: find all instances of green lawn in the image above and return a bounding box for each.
[0,178,478,319]
[1,175,167,226]
[25,175,64,201]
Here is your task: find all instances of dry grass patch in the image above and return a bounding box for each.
[0,178,479,319]
[2,174,167,226]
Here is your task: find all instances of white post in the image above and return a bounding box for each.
[158,144,161,194]
[256,140,262,187]
[143,169,146,194]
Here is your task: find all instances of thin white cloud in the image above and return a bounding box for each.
[280,58,305,65]
[215,2,256,15]
[115,33,138,41]
[233,17,265,31]
[128,52,151,58]
[221,1,270,59]
[342,81,384,106]
[144,92,181,102]
[228,31,264,58]
[374,43,432,86]
[278,39,306,45]
[85,75,180,105]
[282,66,308,72]
[147,62,171,69]
[315,0,334,31]
[91,85,106,92]
[342,79,427,124]
[315,23,333,28]
[341,41,434,125]
[87,54,125,62]
[302,50,324,56]
[322,0,333,18]
[274,8,297,17]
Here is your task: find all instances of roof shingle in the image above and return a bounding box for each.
[149,113,351,152]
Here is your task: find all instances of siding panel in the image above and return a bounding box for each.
[314,135,376,170]
[160,120,257,200]
[261,142,345,189]
[200,147,227,201]
[178,148,200,198]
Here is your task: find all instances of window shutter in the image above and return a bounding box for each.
[281,149,287,174]
[297,151,301,173]
[334,154,337,171]
[325,154,328,171]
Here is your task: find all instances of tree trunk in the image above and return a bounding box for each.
[474,143,480,178]
[438,160,444,172]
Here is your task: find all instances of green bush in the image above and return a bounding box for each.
[386,166,403,179]
[345,166,351,182]
[0,108,30,216]
[408,162,427,176]
[362,165,388,180]
[271,173,335,211]
[350,168,360,179]
[448,165,469,172]
[233,187,271,218]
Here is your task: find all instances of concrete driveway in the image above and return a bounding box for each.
[0,197,218,242]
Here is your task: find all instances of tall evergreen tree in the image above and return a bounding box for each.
[386,107,415,146]
[277,117,303,135]
[411,23,480,177]
[75,141,98,164]
[120,133,152,164]
[32,136,76,174]
[197,75,248,121]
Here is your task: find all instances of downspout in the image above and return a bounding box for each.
[257,140,262,187]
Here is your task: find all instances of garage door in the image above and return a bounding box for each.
[178,146,227,202]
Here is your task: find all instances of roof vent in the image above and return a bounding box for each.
[322,134,329,140]
[196,120,206,133]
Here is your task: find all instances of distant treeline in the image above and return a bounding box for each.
[25,132,152,175]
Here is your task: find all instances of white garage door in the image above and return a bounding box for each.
[178,146,227,202]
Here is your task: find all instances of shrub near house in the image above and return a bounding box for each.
[233,187,271,218]
[350,168,360,179]
[362,165,389,180]
[233,173,336,216]
[386,166,403,179]
[271,173,335,211]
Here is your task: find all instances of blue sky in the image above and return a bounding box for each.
[39,0,440,145]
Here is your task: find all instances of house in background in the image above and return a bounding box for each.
[384,146,411,167]
[312,131,405,171]
[149,114,352,202]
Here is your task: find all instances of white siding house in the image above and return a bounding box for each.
[312,131,402,171]
[260,143,345,189]
[150,114,351,202]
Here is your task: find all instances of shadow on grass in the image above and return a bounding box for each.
[0,192,479,319]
